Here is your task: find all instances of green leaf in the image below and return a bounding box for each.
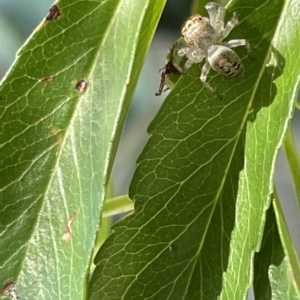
[0,0,153,299]
[272,192,300,296]
[219,0,300,298]
[253,199,285,300]
[253,192,300,300]
[90,0,300,299]
[269,257,300,300]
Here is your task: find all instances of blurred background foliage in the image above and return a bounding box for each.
[0,0,299,254]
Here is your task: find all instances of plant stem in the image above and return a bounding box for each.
[283,124,300,210]
[102,195,134,218]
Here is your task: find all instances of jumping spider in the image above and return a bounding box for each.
[178,2,250,91]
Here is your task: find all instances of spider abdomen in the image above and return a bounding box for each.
[207,45,244,77]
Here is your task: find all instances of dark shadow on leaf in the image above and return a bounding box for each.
[249,47,285,122]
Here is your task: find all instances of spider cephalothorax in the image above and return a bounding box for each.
[181,15,215,45]
[178,2,250,91]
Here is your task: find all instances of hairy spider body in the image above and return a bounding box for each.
[181,15,215,45]
[178,2,249,91]
[208,45,244,77]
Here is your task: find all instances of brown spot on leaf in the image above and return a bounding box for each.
[76,80,88,93]
[46,5,61,21]
[62,210,79,241]
[2,282,19,300]
[41,76,53,82]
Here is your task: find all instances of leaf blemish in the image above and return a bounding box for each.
[75,80,88,93]
[2,282,20,300]
[41,76,53,82]
[45,5,61,21]
[62,210,78,241]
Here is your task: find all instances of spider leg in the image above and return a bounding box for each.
[200,60,215,92]
[225,39,251,53]
[182,59,194,71]
[178,46,205,72]
[220,12,239,39]
[205,2,225,33]
[177,47,190,57]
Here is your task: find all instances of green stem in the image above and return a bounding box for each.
[283,125,300,210]
[191,0,207,14]
[102,195,134,218]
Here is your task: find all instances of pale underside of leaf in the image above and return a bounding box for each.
[0,0,151,299]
